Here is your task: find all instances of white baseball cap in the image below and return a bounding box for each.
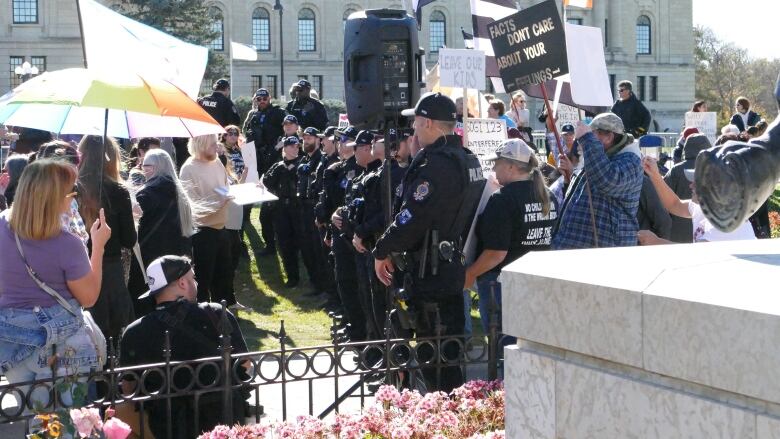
[483,138,535,164]
[138,255,192,299]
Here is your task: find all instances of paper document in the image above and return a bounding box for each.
[214,184,278,206]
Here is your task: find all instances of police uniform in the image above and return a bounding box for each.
[372,93,485,392]
[243,88,287,175]
[198,79,241,128]
[262,136,314,287]
[297,127,337,296]
[286,79,328,131]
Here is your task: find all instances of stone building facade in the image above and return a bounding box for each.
[1,0,694,131]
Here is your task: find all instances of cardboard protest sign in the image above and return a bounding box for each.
[685,111,717,144]
[555,103,581,132]
[487,0,568,93]
[240,141,260,184]
[465,118,507,173]
[338,114,350,129]
[439,49,486,90]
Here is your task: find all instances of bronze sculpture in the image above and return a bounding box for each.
[694,73,780,232]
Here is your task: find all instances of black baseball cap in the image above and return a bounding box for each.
[283,136,300,147]
[254,88,270,98]
[349,130,374,147]
[561,123,575,133]
[401,92,457,122]
[283,115,298,124]
[302,127,320,137]
[296,79,311,89]
[139,256,192,299]
[213,78,230,90]
[320,126,338,139]
[337,126,359,140]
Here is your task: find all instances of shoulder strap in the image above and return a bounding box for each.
[13,233,78,316]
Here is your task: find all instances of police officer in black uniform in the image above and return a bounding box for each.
[198,78,241,128]
[244,88,287,255]
[373,93,485,393]
[297,127,337,298]
[319,126,365,341]
[286,79,328,131]
[262,136,306,287]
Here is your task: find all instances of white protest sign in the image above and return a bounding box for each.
[214,183,278,206]
[555,103,581,132]
[240,141,260,183]
[338,114,350,129]
[685,111,717,144]
[439,49,486,90]
[465,118,507,173]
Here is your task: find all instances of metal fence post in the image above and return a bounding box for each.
[384,310,392,385]
[487,281,498,381]
[219,300,233,426]
[164,331,173,439]
[279,320,288,421]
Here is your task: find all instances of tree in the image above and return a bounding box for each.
[695,26,778,126]
[117,0,228,93]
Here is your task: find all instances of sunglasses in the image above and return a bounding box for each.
[255,96,270,101]
[65,185,78,199]
[618,88,627,92]
[226,131,239,136]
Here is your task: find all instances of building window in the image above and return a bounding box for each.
[298,8,316,52]
[636,15,651,55]
[650,76,658,101]
[604,19,609,47]
[609,74,616,99]
[30,56,45,74]
[429,11,446,53]
[265,75,278,99]
[567,18,582,25]
[12,0,37,24]
[312,75,323,98]
[252,8,271,52]
[298,75,308,81]
[9,56,24,89]
[207,7,224,51]
[636,76,646,101]
[343,9,356,28]
[251,75,262,94]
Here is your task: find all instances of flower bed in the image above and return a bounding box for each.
[199,380,505,439]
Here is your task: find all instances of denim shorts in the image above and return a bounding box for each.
[0,299,98,373]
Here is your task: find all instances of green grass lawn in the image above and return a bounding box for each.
[232,207,485,352]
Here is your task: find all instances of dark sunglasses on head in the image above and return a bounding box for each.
[340,135,349,143]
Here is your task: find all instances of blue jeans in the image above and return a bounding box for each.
[463,290,472,336]
[476,272,516,347]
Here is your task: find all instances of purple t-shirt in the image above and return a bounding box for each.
[0,212,91,309]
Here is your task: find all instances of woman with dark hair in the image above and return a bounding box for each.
[691,100,707,112]
[2,155,29,207]
[729,96,761,132]
[77,135,137,341]
[465,139,558,337]
[487,99,517,129]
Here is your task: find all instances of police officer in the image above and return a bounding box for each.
[297,127,337,298]
[373,93,485,392]
[262,136,305,287]
[286,79,328,131]
[198,78,241,128]
[319,126,365,341]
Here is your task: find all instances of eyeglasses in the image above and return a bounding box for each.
[226,131,239,136]
[141,163,154,169]
[255,97,270,101]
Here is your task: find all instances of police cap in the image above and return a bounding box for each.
[302,127,320,137]
[296,79,312,89]
[283,114,299,125]
[283,136,300,147]
[213,78,230,91]
[320,126,338,139]
[401,92,457,122]
[337,126,359,140]
[254,88,270,98]
[349,130,374,148]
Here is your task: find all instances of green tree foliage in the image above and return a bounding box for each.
[117,0,228,91]
[695,26,779,126]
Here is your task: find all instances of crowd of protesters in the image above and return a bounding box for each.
[0,74,776,436]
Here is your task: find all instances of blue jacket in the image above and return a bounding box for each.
[552,132,643,249]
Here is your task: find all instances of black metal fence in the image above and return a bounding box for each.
[0,296,508,438]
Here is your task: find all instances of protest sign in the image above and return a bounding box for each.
[487,0,568,93]
[439,49,486,90]
[214,183,278,206]
[241,141,260,184]
[465,118,507,172]
[685,111,717,144]
[555,103,581,132]
[338,114,350,129]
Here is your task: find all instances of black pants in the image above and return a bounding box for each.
[365,252,390,339]
[192,227,236,305]
[259,201,276,250]
[299,201,337,293]
[412,295,465,393]
[88,256,135,342]
[332,233,365,340]
[354,251,377,339]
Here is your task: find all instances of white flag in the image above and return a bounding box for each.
[230,41,258,61]
[77,0,208,99]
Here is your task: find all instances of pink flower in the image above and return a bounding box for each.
[102,417,132,439]
[69,407,103,438]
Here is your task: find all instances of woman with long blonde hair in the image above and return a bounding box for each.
[0,159,110,408]
[76,135,138,340]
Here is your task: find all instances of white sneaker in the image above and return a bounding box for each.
[229,302,249,311]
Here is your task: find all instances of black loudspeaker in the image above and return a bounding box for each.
[344,9,425,129]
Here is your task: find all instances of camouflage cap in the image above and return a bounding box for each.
[589,112,625,134]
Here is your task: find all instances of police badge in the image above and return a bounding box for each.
[398,209,413,225]
[412,181,430,202]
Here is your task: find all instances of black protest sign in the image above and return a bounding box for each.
[487,0,568,93]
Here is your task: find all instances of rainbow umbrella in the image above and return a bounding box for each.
[0,68,224,138]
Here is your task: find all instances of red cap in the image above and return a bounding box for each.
[682,127,700,140]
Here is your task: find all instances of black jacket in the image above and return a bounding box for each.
[729,111,761,132]
[286,97,328,131]
[198,92,241,128]
[611,93,651,137]
[263,158,301,201]
[137,176,191,264]
[637,175,671,240]
[663,137,709,243]
[243,105,287,173]
[315,156,360,225]
[83,179,136,258]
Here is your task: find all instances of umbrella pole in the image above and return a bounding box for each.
[99,107,108,205]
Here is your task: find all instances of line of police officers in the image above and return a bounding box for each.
[203,79,485,392]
